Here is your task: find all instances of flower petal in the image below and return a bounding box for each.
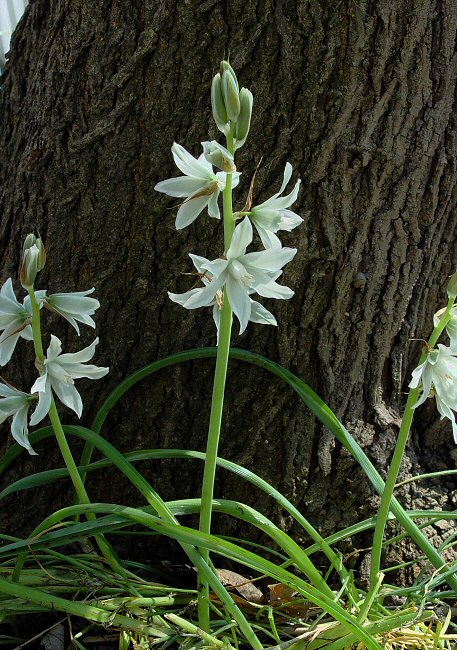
[242,247,297,271]
[409,360,427,389]
[249,299,277,326]
[47,335,63,362]
[30,377,52,425]
[168,288,207,307]
[183,271,227,309]
[254,223,282,249]
[269,179,301,210]
[189,254,213,275]
[11,405,37,455]
[212,304,222,342]
[255,281,294,299]
[279,162,293,194]
[0,383,28,399]
[279,209,304,232]
[227,218,253,259]
[57,338,99,364]
[175,194,210,230]
[197,152,214,173]
[0,278,23,314]
[225,275,251,334]
[207,189,221,219]
[201,258,229,278]
[154,176,207,198]
[0,326,22,366]
[51,378,83,417]
[57,363,109,380]
[172,143,214,179]
[411,364,433,409]
[256,163,294,208]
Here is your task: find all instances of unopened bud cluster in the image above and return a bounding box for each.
[211,61,253,150]
[20,233,46,289]
[447,270,457,300]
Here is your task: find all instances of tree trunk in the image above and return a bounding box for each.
[1,0,457,571]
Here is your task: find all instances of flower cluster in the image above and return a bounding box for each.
[155,61,303,336]
[410,301,457,442]
[410,345,457,441]
[0,239,107,454]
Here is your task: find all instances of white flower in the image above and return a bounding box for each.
[434,307,457,354]
[30,336,109,425]
[154,142,240,230]
[249,163,303,248]
[168,254,278,339]
[170,218,296,333]
[0,384,36,455]
[202,141,236,172]
[44,289,100,335]
[0,278,46,366]
[409,344,457,442]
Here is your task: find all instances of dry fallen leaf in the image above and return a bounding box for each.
[215,568,264,604]
[268,582,311,616]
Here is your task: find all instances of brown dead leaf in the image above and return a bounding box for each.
[215,568,264,604]
[268,583,311,616]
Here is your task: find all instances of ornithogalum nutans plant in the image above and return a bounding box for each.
[0,235,121,572]
[155,59,305,631]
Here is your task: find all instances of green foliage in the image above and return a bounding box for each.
[2,348,457,647]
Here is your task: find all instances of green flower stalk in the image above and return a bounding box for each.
[197,131,235,631]
[27,272,123,576]
[369,293,457,597]
[0,233,123,576]
[155,61,304,633]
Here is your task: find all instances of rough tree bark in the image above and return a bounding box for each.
[1,0,457,573]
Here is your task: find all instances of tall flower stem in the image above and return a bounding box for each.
[198,132,235,631]
[27,287,124,576]
[369,296,455,595]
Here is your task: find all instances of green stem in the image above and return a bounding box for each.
[28,287,44,361]
[198,131,235,632]
[356,572,383,624]
[27,287,124,577]
[369,296,455,591]
[165,613,234,648]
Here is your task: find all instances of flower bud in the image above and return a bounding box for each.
[220,61,239,93]
[448,270,457,300]
[222,75,240,123]
[211,73,230,135]
[202,141,236,173]
[220,61,240,123]
[20,234,46,289]
[234,88,253,150]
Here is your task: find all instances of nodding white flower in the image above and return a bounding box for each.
[202,141,236,172]
[168,254,277,339]
[30,336,109,425]
[0,279,46,366]
[249,163,303,248]
[409,344,457,442]
[170,218,296,334]
[434,307,457,354]
[44,289,100,335]
[0,384,36,455]
[154,142,240,230]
